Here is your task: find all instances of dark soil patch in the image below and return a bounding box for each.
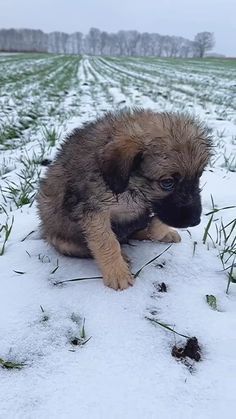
[172,337,201,362]
[157,282,167,292]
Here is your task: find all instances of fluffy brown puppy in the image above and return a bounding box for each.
[37,109,212,290]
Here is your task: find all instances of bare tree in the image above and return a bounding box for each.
[100,31,109,55]
[116,30,129,56]
[149,33,161,56]
[0,28,216,58]
[194,32,215,58]
[139,32,150,56]
[67,32,83,54]
[126,31,140,56]
[48,32,69,53]
[86,28,101,55]
[162,36,172,57]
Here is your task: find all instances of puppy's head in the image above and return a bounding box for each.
[100,111,213,228]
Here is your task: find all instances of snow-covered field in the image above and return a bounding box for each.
[0,54,236,419]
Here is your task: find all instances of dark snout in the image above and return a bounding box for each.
[153,201,201,228]
[152,179,202,228]
[173,204,201,228]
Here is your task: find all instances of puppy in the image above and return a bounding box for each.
[37,109,212,290]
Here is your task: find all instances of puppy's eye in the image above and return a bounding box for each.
[159,178,175,191]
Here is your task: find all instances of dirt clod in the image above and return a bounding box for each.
[172,337,201,362]
[71,338,80,346]
[158,282,167,292]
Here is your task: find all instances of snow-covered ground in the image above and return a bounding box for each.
[0,54,236,419]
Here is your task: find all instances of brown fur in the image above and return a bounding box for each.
[37,109,212,290]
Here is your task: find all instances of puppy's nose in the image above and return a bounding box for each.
[189,218,201,227]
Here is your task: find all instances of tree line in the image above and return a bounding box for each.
[0,28,215,58]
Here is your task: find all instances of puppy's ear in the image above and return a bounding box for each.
[100,138,143,194]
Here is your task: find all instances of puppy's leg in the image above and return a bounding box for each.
[132,217,181,243]
[83,212,134,290]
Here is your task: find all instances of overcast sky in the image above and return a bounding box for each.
[0,0,235,56]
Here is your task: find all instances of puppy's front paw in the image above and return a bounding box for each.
[102,262,134,290]
[158,228,181,243]
[148,218,181,243]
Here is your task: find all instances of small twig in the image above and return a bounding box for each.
[13,270,25,275]
[54,276,102,285]
[192,241,197,256]
[145,316,190,339]
[21,230,35,242]
[134,244,172,278]
[50,258,59,274]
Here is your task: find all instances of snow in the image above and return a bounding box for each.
[0,55,236,419]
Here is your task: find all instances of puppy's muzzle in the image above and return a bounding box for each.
[152,200,202,229]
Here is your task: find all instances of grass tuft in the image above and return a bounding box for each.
[203,195,236,293]
[41,126,62,146]
[0,216,14,255]
[0,357,25,370]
